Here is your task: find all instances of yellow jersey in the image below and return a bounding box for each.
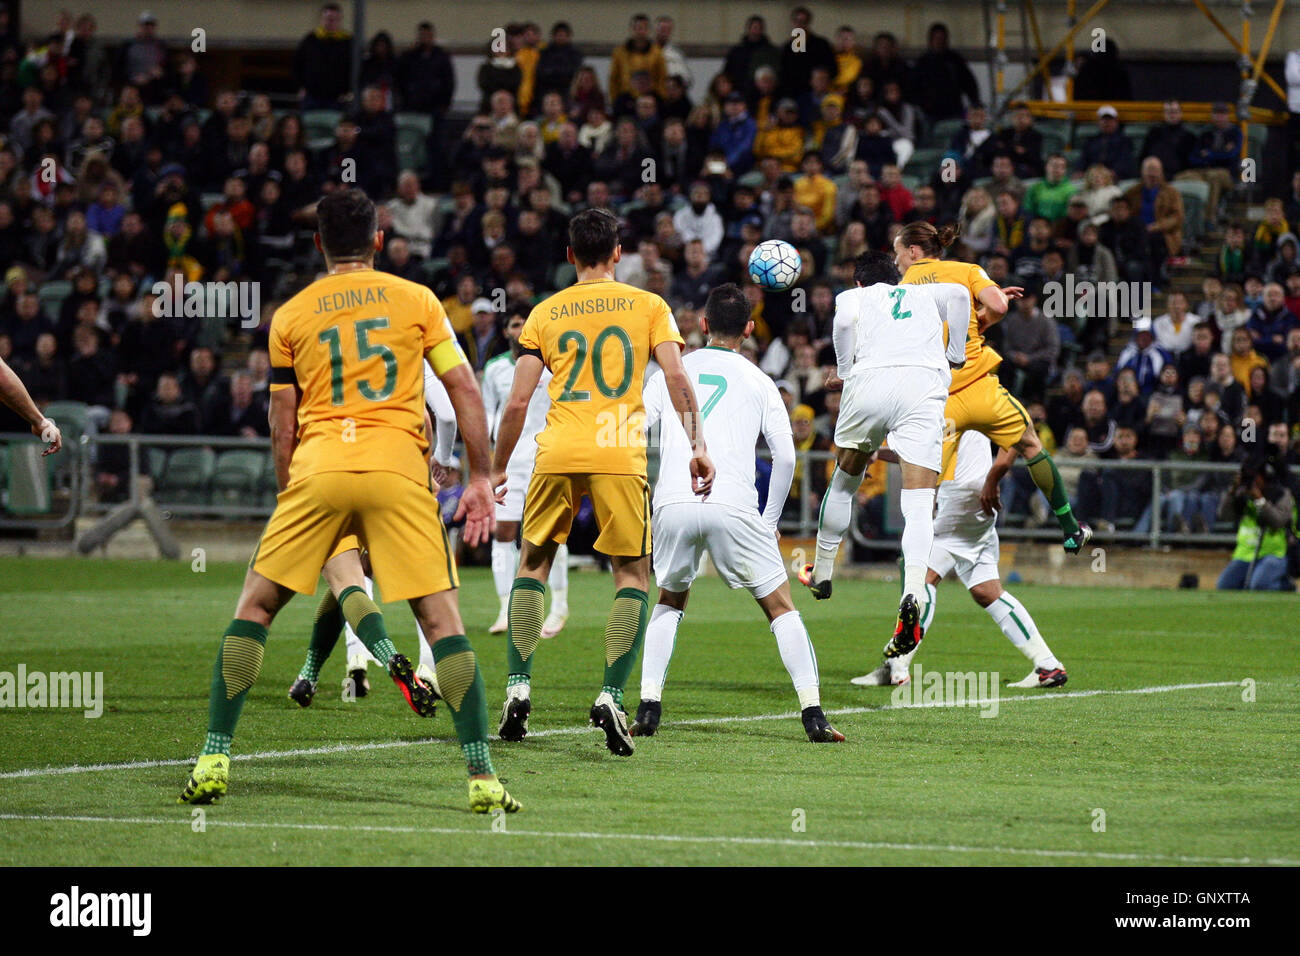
[268,268,467,488]
[901,257,1000,393]
[519,277,683,477]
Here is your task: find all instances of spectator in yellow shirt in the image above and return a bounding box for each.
[441,274,479,335]
[609,13,666,101]
[793,152,838,234]
[515,21,542,115]
[755,99,806,173]
[1228,327,1270,390]
[833,26,862,93]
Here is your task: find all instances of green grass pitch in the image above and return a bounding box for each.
[0,556,1296,866]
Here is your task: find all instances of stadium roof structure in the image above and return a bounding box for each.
[983,0,1290,160]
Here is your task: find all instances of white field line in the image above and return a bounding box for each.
[0,811,1293,866]
[0,680,1241,781]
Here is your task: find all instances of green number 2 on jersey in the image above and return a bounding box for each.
[318,318,398,405]
[888,288,912,321]
[557,326,634,401]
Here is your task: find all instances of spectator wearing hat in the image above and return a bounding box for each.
[1183,102,1241,217]
[119,12,167,104]
[1078,105,1136,179]
[813,92,856,174]
[460,297,508,370]
[1117,316,1175,394]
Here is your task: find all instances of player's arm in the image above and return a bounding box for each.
[975,284,1023,331]
[0,356,61,455]
[654,340,714,496]
[940,287,970,368]
[423,361,458,466]
[761,397,795,533]
[491,353,544,489]
[436,359,495,547]
[268,383,300,491]
[980,443,1018,516]
[830,291,855,385]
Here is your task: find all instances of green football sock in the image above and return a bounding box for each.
[298,590,343,683]
[338,585,396,666]
[506,577,546,687]
[1026,450,1081,538]
[202,619,268,755]
[601,587,649,707]
[431,635,495,777]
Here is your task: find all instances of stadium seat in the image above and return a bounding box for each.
[1040,130,1069,157]
[258,451,279,508]
[155,447,215,506]
[550,262,577,289]
[905,147,945,177]
[302,109,341,140]
[420,257,449,286]
[146,447,168,482]
[395,112,432,136]
[924,117,964,150]
[211,449,266,505]
[42,401,94,487]
[1172,179,1210,244]
[37,281,72,323]
[396,126,427,175]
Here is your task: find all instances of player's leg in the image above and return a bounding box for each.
[856,568,939,687]
[542,543,570,637]
[182,474,342,803]
[883,457,939,660]
[996,383,1090,553]
[340,573,376,699]
[632,587,687,737]
[409,590,521,813]
[499,473,568,737]
[968,578,1067,688]
[801,445,873,596]
[289,586,344,707]
[322,549,436,717]
[587,474,653,756]
[179,568,295,804]
[489,520,520,634]
[755,582,845,742]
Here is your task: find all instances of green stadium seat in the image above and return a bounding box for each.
[396,126,427,175]
[420,257,449,286]
[924,117,964,151]
[1041,130,1069,157]
[156,447,215,505]
[147,447,168,482]
[550,262,577,290]
[211,450,266,505]
[395,112,432,136]
[258,451,279,508]
[41,401,93,488]
[37,281,72,323]
[905,147,945,177]
[1171,178,1210,244]
[302,109,341,140]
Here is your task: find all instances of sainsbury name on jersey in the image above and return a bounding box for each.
[547,295,639,320]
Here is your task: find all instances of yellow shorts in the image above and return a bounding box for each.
[941,374,1031,477]
[523,472,651,557]
[251,471,457,601]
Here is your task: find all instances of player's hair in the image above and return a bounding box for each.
[568,207,621,268]
[895,220,959,257]
[853,250,901,287]
[704,283,751,339]
[316,188,376,261]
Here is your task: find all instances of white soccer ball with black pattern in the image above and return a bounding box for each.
[748,239,802,292]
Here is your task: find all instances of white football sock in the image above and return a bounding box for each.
[548,544,569,612]
[986,592,1061,669]
[344,575,378,664]
[413,617,436,674]
[491,538,519,611]
[813,466,861,581]
[898,488,935,604]
[640,604,682,701]
[771,610,821,709]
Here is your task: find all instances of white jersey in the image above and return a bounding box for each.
[644,346,792,527]
[832,281,970,382]
[482,352,553,474]
[422,361,457,466]
[933,429,997,546]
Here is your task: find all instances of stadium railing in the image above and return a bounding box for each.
[0,434,1241,552]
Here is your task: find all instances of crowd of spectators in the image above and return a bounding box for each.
[0,4,1298,536]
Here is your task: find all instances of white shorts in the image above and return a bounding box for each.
[495,460,532,523]
[835,366,947,473]
[652,502,787,599]
[929,524,1001,590]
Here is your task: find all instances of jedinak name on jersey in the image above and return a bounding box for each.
[548,296,636,320]
[313,285,391,313]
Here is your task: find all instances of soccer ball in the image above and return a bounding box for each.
[748,239,802,292]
